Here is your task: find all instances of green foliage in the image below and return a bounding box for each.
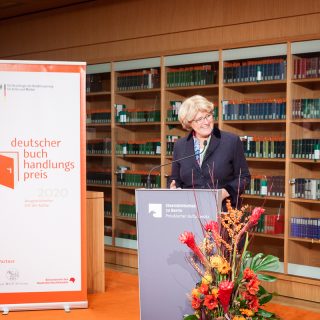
[243,252,280,278]
[256,308,280,319]
[183,315,198,320]
[258,286,274,305]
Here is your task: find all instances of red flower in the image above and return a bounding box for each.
[243,268,256,281]
[179,231,207,264]
[199,283,209,295]
[179,231,196,247]
[248,295,260,312]
[249,207,265,226]
[247,278,260,295]
[204,294,218,310]
[218,280,234,313]
[205,221,218,233]
[191,296,201,310]
[241,291,251,300]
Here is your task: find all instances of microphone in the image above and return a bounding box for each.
[146,140,208,189]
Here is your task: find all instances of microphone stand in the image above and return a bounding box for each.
[146,140,208,189]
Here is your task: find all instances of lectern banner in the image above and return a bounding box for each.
[0,61,87,310]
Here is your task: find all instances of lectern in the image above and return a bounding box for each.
[136,189,222,320]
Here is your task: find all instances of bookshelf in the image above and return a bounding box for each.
[112,58,161,265]
[85,63,112,246]
[221,44,288,272]
[287,40,320,280]
[86,40,320,301]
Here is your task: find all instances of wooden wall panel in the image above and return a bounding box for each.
[2,12,320,63]
[0,0,320,61]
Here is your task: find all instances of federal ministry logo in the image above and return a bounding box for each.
[148,203,162,218]
[6,268,19,281]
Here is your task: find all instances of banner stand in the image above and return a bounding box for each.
[0,61,87,312]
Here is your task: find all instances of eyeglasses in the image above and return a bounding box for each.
[192,113,213,124]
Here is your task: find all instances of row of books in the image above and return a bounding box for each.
[87,139,112,155]
[240,136,286,159]
[293,56,320,79]
[87,110,111,124]
[244,175,285,197]
[86,73,109,93]
[166,135,180,156]
[290,217,320,239]
[116,170,161,188]
[291,178,320,200]
[222,99,286,120]
[223,58,286,83]
[291,139,320,160]
[166,100,182,121]
[292,98,320,119]
[118,202,136,219]
[114,104,161,123]
[116,140,161,155]
[166,100,218,122]
[87,170,112,185]
[117,69,160,91]
[255,214,284,234]
[88,99,320,125]
[166,65,217,87]
[104,200,112,217]
[118,230,137,240]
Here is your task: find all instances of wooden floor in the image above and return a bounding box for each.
[4,267,320,319]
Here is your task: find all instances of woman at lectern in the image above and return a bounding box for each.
[169,95,250,209]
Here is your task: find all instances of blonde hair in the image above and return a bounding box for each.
[178,95,214,130]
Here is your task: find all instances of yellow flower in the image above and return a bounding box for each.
[240,308,254,316]
[211,287,219,298]
[218,261,231,274]
[209,255,223,268]
[202,273,213,285]
[191,288,200,297]
[233,316,245,320]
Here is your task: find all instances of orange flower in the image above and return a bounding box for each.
[240,308,254,316]
[191,296,201,310]
[233,316,246,320]
[243,267,256,280]
[246,278,259,295]
[191,288,200,298]
[203,294,218,310]
[248,295,260,312]
[218,261,231,274]
[199,283,209,295]
[211,287,219,299]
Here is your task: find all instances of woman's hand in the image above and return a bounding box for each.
[170,180,177,189]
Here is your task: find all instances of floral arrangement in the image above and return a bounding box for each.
[179,200,280,320]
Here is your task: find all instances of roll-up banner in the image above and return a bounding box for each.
[0,61,87,312]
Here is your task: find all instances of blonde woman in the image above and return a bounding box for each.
[169,95,250,209]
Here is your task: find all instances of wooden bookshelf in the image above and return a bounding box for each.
[86,40,320,303]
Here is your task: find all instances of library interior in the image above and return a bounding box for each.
[0,0,319,319]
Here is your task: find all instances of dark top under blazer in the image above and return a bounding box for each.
[170,126,251,208]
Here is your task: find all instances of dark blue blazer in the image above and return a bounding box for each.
[169,126,251,208]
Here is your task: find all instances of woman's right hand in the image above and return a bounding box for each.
[170,180,177,189]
